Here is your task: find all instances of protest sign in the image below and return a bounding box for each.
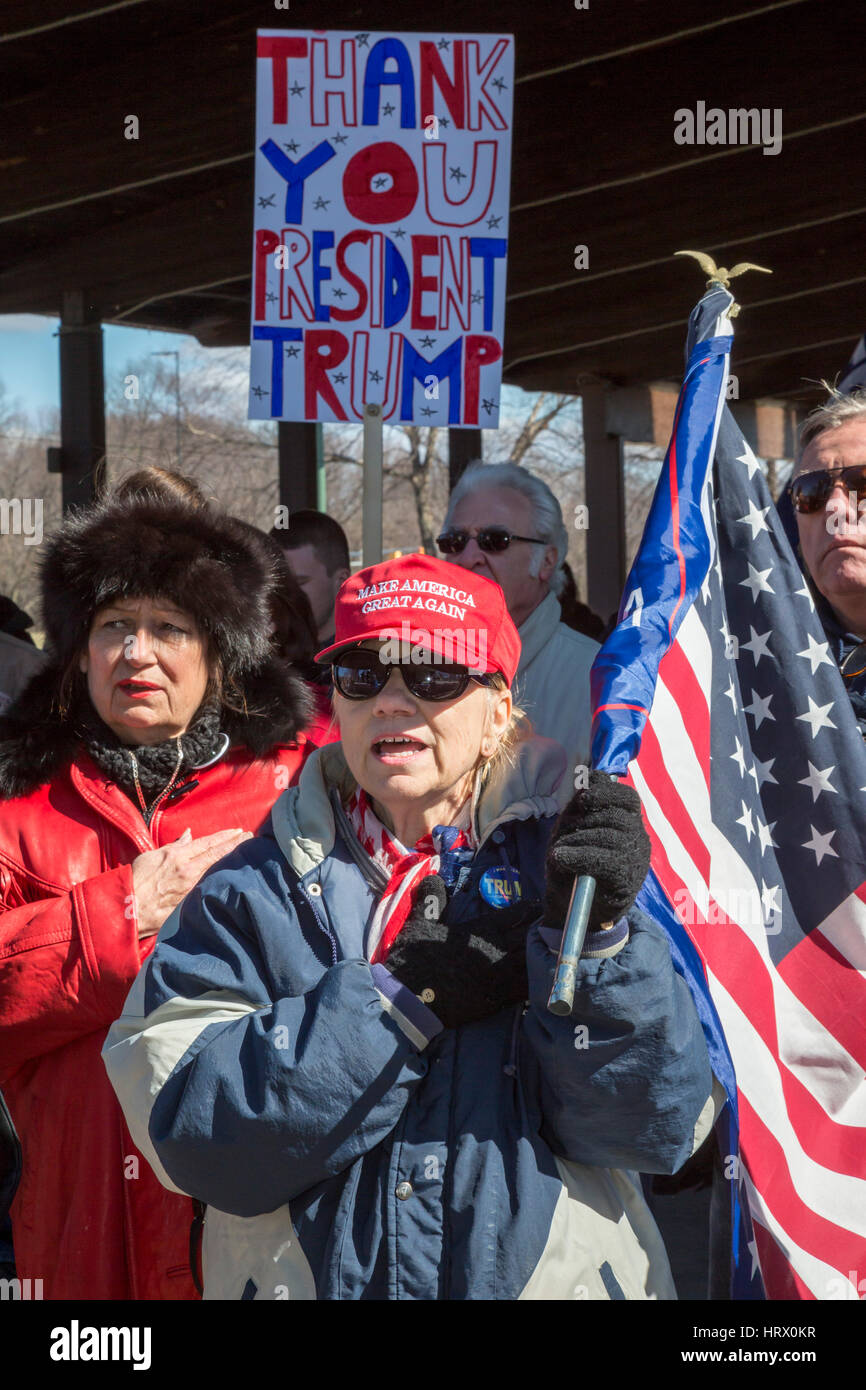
[249,30,514,427]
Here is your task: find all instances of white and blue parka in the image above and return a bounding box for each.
[104,737,720,1301]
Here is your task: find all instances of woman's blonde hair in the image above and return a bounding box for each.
[476,672,526,777]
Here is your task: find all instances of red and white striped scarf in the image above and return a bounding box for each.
[346,787,474,963]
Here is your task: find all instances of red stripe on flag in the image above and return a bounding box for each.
[638,830,866,1177]
[657,643,710,792]
[635,721,711,881]
[777,925,866,1074]
[688,908,866,1177]
[638,836,866,1289]
[737,1092,865,1293]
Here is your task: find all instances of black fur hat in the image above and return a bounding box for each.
[0,494,313,796]
[41,494,280,679]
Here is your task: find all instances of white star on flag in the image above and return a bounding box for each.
[798,761,837,802]
[730,738,747,777]
[740,563,774,602]
[736,441,761,480]
[761,879,782,921]
[742,626,774,664]
[796,633,834,676]
[724,678,738,712]
[756,817,777,853]
[736,499,771,539]
[751,755,778,788]
[743,689,775,728]
[796,696,837,739]
[736,801,755,841]
[802,825,839,865]
[794,579,816,611]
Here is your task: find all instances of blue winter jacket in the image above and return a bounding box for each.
[104,738,718,1300]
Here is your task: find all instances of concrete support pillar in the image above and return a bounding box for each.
[278,422,323,512]
[448,427,482,491]
[55,291,106,513]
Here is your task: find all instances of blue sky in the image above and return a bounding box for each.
[0,314,197,423]
[0,312,561,432]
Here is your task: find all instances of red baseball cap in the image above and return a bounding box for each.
[315,553,521,686]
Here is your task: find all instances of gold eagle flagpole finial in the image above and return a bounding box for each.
[674,250,772,316]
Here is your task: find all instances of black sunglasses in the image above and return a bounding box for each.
[788,464,866,514]
[332,649,493,702]
[436,526,547,555]
[841,640,866,680]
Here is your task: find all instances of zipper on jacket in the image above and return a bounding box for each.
[297,880,339,966]
[149,779,197,840]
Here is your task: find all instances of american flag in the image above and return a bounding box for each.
[590,286,866,1301]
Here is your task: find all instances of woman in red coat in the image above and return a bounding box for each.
[0,486,317,1300]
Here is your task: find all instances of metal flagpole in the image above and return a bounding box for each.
[362,402,383,566]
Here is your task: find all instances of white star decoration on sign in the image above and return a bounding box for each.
[743,689,775,728]
[736,441,761,480]
[798,761,837,802]
[740,563,774,602]
[796,633,833,675]
[742,626,774,664]
[796,697,837,739]
[802,824,839,865]
[736,499,771,540]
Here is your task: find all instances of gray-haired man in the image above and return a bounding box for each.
[439,462,599,802]
[788,386,866,737]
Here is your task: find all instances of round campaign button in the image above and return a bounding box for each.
[479,865,522,907]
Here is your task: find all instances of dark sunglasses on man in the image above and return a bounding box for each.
[787,464,866,514]
[332,647,494,702]
[436,526,547,556]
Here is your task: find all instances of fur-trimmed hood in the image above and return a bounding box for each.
[0,493,315,798]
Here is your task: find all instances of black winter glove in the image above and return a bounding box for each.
[386,875,542,1030]
[543,770,651,931]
